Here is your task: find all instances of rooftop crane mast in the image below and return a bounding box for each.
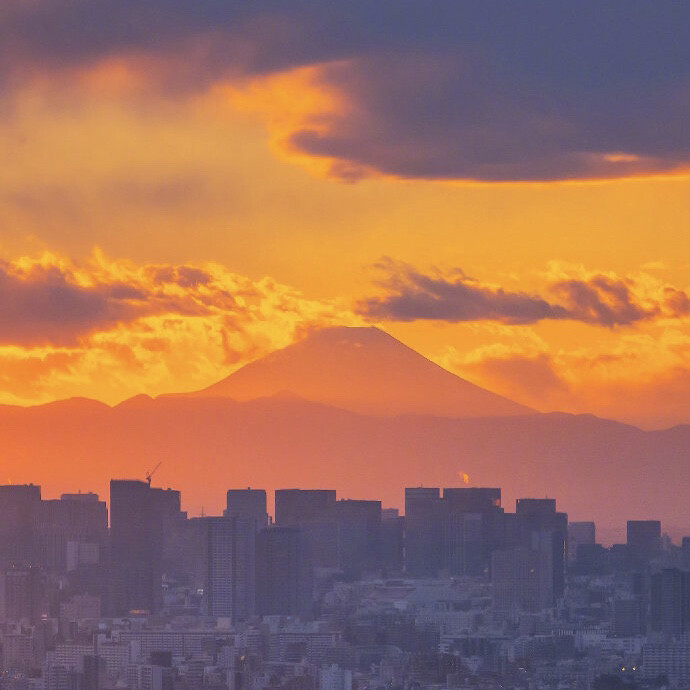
[145,461,162,486]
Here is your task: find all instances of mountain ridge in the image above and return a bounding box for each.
[181,326,534,418]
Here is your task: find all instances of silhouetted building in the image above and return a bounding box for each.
[1,564,45,623]
[381,509,404,574]
[37,493,107,573]
[492,546,553,617]
[109,480,166,616]
[627,520,661,565]
[256,526,311,616]
[275,489,336,526]
[405,487,444,576]
[226,488,268,527]
[650,568,690,638]
[0,484,42,567]
[515,498,567,601]
[613,598,646,637]
[442,487,503,576]
[334,499,381,576]
[203,516,256,622]
[567,522,595,563]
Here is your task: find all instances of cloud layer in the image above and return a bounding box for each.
[359,259,690,327]
[0,250,359,405]
[2,1,690,181]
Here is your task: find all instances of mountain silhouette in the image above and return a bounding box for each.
[185,326,533,418]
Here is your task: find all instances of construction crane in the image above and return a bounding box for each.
[145,462,162,486]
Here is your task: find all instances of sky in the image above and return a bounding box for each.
[1,1,690,429]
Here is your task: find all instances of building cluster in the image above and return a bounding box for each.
[0,482,689,689]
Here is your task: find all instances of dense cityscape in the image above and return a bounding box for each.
[0,481,687,690]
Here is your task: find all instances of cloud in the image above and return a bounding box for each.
[442,326,690,429]
[0,249,362,404]
[2,2,690,181]
[359,259,569,324]
[358,260,690,327]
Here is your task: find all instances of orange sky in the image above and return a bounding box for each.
[1,27,690,430]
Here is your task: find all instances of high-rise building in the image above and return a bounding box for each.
[492,545,553,618]
[381,509,404,574]
[0,484,42,567]
[203,516,256,622]
[274,489,336,526]
[226,488,268,527]
[109,480,165,616]
[613,598,646,637]
[567,522,595,563]
[442,488,503,576]
[515,498,567,601]
[627,520,661,565]
[333,499,381,576]
[37,493,107,573]
[404,487,443,576]
[650,568,690,638]
[1,564,45,624]
[256,526,311,617]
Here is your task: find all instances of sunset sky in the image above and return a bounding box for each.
[2,1,690,429]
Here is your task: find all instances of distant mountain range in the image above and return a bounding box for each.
[1,326,688,540]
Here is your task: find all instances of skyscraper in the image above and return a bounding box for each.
[226,488,268,527]
[567,522,595,563]
[492,546,553,618]
[627,520,661,565]
[650,568,690,638]
[0,484,42,567]
[442,487,503,576]
[109,480,164,616]
[274,489,336,526]
[404,488,443,576]
[256,526,311,617]
[203,516,256,622]
[37,493,107,573]
[515,498,567,601]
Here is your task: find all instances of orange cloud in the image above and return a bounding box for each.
[0,250,361,406]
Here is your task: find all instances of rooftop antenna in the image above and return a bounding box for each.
[145,462,162,487]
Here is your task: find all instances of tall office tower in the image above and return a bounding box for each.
[149,486,188,581]
[334,499,382,576]
[567,522,596,563]
[404,488,443,576]
[109,480,165,616]
[442,488,503,577]
[515,498,567,601]
[274,489,338,570]
[381,509,405,574]
[492,545,553,618]
[682,537,690,570]
[274,489,336,526]
[203,516,256,622]
[627,520,661,565]
[256,526,312,617]
[1,564,46,623]
[37,493,108,573]
[226,488,269,527]
[0,484,42,567]
[650,568,690,639]
[613,598,647,637]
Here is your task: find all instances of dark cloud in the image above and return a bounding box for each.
[0,260,223,346]
[0,262,143,346]
[358,260,690,327]
[2,1,689,181]
[359,260,570,324]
